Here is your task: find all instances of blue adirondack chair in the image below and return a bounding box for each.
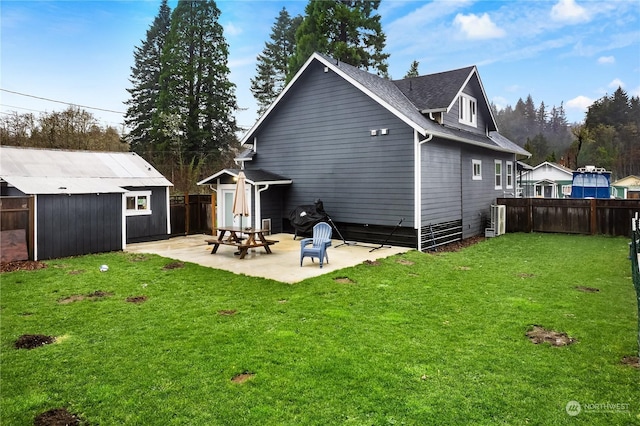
[300,222,332,268]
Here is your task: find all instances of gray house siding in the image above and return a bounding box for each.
[420,139,462,248]
[37,193,122,260]
[461,147,515,239]
[125,186,169,243]
[252,62,416,239]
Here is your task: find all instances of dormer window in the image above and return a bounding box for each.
[459,94,477,127]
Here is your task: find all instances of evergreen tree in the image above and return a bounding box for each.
[288,0,389,80]
[156,0,237,176]
[125,0,171,159]
[250,8,302,115]
[404,60,419,78]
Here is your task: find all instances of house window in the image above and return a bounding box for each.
[494,160,502,190]
[472,159,482,180]
[506,161,514,189]
[125,191,152,216]
[459,94,477,127]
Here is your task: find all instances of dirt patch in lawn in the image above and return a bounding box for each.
[15,334,56,350]
[1,260,47,273]
[128,253,149,262]
[231,372,255,383]
[34,407,82,426]
[621,356,640,368]
[428,236,485,253]
[575,286,600,293]
[163,261,184,270]
[526,325,577,346]
[126,295,148,304]
[396,258,415,266]
[218,309,237,316]
[68,270,85,275]
[517,273,536,278]
[334,277,355,284]
[58,291,112,304]
[363,260,380,266]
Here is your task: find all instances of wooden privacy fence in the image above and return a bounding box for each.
[170,194,214,236]
[0,196,34,261]
[497,198,640,236]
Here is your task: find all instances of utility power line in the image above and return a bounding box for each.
[0,88,125,114]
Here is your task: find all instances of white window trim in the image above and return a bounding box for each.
[506,161,514,189]
[459,94,477,127]
[472,159,482,180]
[494,160,502,190]
[125,191,152,216]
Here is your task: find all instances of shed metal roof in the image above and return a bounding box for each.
[0,146,173,195]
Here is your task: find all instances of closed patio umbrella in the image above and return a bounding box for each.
[233,171,249,230]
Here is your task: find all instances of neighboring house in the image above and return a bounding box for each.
[520,161,574,198]
[0,146,173,260]
[612,175,640,199]
[199,53,529,250]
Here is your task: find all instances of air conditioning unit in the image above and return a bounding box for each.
[487,204,506,237]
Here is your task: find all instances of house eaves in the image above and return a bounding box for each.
[198,168,292,187]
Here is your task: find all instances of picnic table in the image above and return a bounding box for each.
[205,227,278,259]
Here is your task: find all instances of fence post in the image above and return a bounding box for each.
[590,198,597,235]
[185,193,190,235]
[527,197,533,233]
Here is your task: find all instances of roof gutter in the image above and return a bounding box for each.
[414,131,433,252]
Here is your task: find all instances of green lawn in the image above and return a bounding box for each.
[1,233,638,425]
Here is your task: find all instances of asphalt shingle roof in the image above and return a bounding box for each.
[392,66,475,112]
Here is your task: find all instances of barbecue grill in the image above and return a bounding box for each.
[288,199,328,239]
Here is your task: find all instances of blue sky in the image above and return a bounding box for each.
[1,0,639,133]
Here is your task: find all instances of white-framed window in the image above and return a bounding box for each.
[459,94,477,127]
[472,159,482,180]
[125,191,152,216]
[494,160,502,190]
[506,161,514,189]
[562,185,572,196]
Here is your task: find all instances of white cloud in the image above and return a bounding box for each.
[551,0,590,24]
[608,78,625,89]
[453,13,506,39]
[492,96,509,110]
[632,86,640,98]
[566,95,593,112]
[223,22,243,37]
[597,56,615,64]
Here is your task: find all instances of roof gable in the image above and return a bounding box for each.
[241,52,525,156]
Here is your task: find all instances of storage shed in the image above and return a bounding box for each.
[0,146,173,260]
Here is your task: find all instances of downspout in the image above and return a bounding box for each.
[165,187,171,235]
[414,130,433,252]
[33,195,38,261]
[122,193,127,251]
[254,184,270,230]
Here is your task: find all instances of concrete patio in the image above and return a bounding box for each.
[125,233,411,283]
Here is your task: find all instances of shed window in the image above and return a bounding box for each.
[459,94,477,127]
[472,159,482,180]
[494,160,502,190]
[125,191,152,216]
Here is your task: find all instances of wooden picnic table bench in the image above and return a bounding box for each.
[206,227,278,259]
